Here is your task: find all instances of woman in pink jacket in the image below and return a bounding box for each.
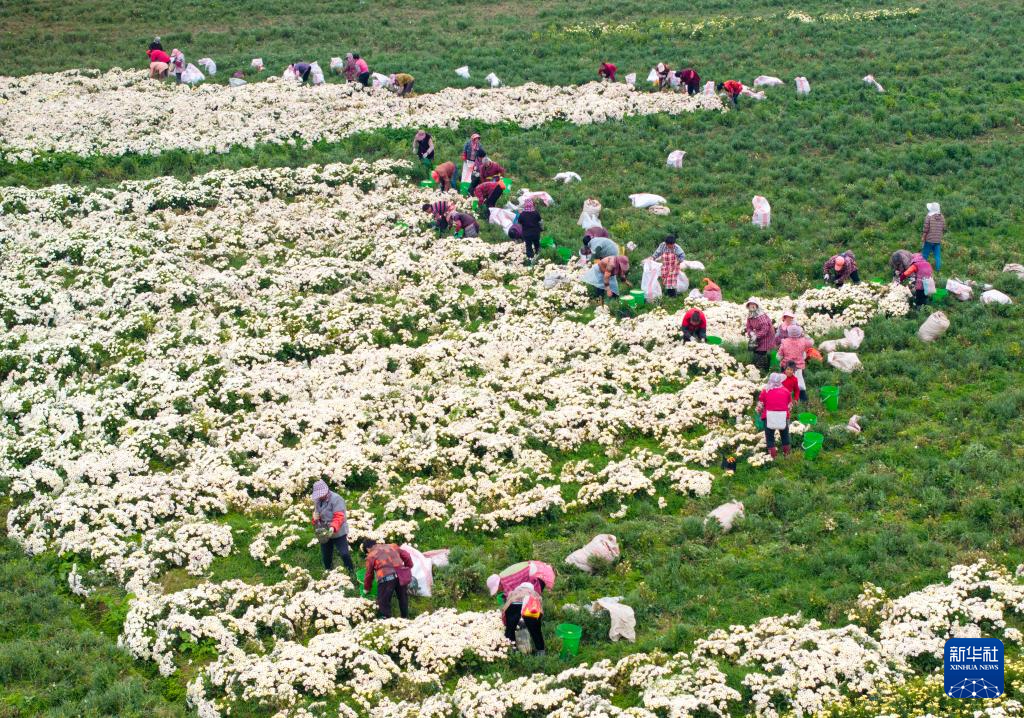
[757,373,794,458]
[776,325,814,402]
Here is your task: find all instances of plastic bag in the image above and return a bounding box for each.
[330,57,344,73]
[578,198,602,228]
[310,61,325,85]
[946,278,973,301]
[703,80,716,96]
[842,327,865,349]
[917,311,950,342]
[590,597,636,642]
[282,65,296,81]
[817,339,839,354]
[565,534,620,573]
[666,150,686,168]
[827,351,862,372]
[648,205,670,215]
[629,193,667,208]
[681,260,705,271]
[544,269,570,288]
[488,207,516,232]
[669,72,681,88]
[197,57,216,75]
[676,270,690,292]
[752,195,771,228]
[641,258,663,302]
[181,63,205,85]
[981,289,1012,305]
[553,171,581,183]
[705,501,744,532]
[922,276,936,296]
[753,75,784,87]
[371,72,391,88]
[625,73,636,87]
[400,543,434,597]
[863,74,885,93]
[455,65,471,79]
[703,279,722,301]
[519,190,554,206]
[741,87,767,100]
[1003,263,1024,279]
[847,415,862,433]
[423,549,449,568]
[228,77,247,87]
[485,72,501,87]
[251,58,264,71]
[646,68,659,83]
[795,76,811,95]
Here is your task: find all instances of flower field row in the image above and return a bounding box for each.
[0,70,723,162]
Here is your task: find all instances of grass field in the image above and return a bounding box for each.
[3,0,1024,716]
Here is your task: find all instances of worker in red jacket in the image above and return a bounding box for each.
[718,80,744,107]
[681,308,707,343]
[473,179,505,218]
[147,48,171,79]
[361,539,415,618]
[677,68,701,95]
[598,62,617,81]
[478,159,506,181]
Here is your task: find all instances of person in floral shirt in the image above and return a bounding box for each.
[744,298,777,371]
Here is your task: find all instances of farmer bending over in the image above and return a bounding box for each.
[361,538,414,618]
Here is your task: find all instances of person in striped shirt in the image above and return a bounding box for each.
[745,298,777,372]
[421,200,455,232]
[921,202,945,270]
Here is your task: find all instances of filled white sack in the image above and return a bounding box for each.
[553,171,582,183]
[565,534,620,573]
[629,193,667,208]
[455,65,470,78]
[590,597,636,642]
[828,351,862,372]
[705,501,744,532]
[981,289,1012,305]
[753,75,784,87]
[917,311,950,342]
[666,150,686,168]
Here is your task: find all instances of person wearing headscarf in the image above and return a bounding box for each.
[342,53,359,82]
[310,480,355,573]
[656,62,672,90]
[823,251,860,287]
[775,310,797,345]
[502,581,545,654]
[744,298,777,371]
[462,132,487,193]
[432,161,456,191]
[450,211,479,238]
[478,159,506,181]
[921,202,945,270]
[652,235,685,297]
[581,235,618,261]
[702,278,722,301]
[168,49,185,84]
[681,308,707,342]
[757,373,794,458]
[598,62,617,81]
[422,200,456,232]
[413,130,434,167]
[777,324,814,402]
[583,225,610,240]
[889,249,914,281]
[901,252,934,308]
[518,197,543,265]
[582,255,630,302]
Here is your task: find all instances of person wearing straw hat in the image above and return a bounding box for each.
[431,160,456,192]
[502,581,546,654]
[744,298,777,372]
[310,480,355,574]
[681,308,707,343]
[921,202,945,270]
[518,197,543,265]
[823,251,860,287]
[652,235,685,297]
[756,373,794,458]
[777,325,814,402]
[655,62,672,90]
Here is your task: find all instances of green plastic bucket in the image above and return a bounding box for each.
[556,623,582,657]
[540,236,555,248]
[798,412,818,426]
[802,431,824,459]
[753,412,766,430]
[460,181,471,196]
[820,386,839,412]
[629,289,645,305]
[706,335,723,345]
[870,277,885,284]
[621,296,639,310]
[496,592,504,606]
[933,288,948,304]
[355,569,377,598]
[556,247,573,262]
[471,199,479,211]
[419,179,435,189]
[502,179,512,194]
[770,349,779,367]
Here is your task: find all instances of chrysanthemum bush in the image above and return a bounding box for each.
[0,157,967,717]
[0,69,723,161]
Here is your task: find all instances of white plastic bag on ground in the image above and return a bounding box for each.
[400,544,434,597]
[842,327,865,349]
[282,65,296,81]
[703,80,716,96]
[847,415,862,433]
[310,61,325,85]
[863,74,885,93]
[676,270,689,292]
[795,76,811,95]
[228,77,247,87]
[741,88,766,100]
[669,73,681,88]
[648,205,670,216]
[641,258,663,302]
[625,73,636,87]
[544,269,571,288]
[687,288,703,300]
[982,289,1012,305]
[488,207,516,233]
[565,534,620,573]
[681,260,705,271]
[590,597,636,642]
[646,68,659,83]
[455,65,470,79]
[578,198,602,228]
[917,311,950,342]
[251,58,264,71]
[181,63,205,85]
[752,195,771,228]
[197,58,216,75]
[1003,263,1024,279]
[423,549,450,568]
[705,501,744,532]
[553,171,581,183]
[371,72,391,88]
[946,278,974,301]
[519,190,554,206]
[629,193,667,208]
[818,339,839,354]
[828,351,862,372]
[666,150,686,168]
[485,72,501,87]
[330,57,344,73]
[753,75,784,87]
